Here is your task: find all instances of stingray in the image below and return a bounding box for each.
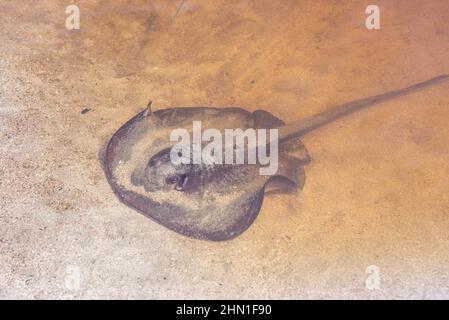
[104,74,449,241]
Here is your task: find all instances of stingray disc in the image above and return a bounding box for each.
[104,106,309,241]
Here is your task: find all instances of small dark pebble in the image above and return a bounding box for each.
[81,107,91,114]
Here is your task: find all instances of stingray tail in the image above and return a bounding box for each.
[279,74,449,143]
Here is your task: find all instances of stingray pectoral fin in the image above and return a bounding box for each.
[252,109,285,128]
[264,154,306,194]
[281,138,311,164]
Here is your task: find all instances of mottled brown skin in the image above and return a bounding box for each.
[104,75,449,241]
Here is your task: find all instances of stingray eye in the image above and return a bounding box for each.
[175,174,189,191]
[165,175,179,185]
